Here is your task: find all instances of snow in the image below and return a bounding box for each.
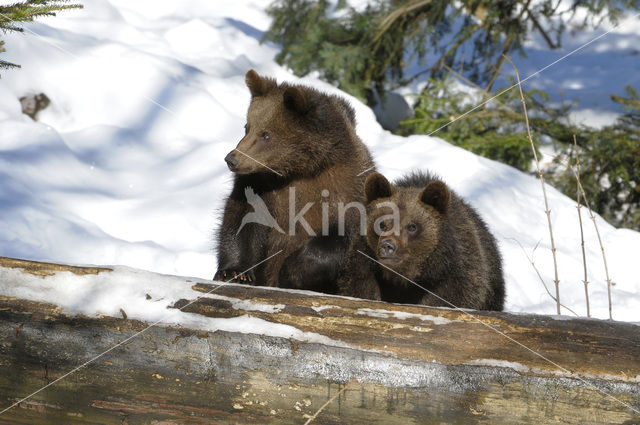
[465,358,640,383]
[0,264,361,349]
[465,359,531,374]
[0,0,639,322]
[356,308,454,325]
[311,304,341,312]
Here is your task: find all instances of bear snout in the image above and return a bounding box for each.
[378,239,397,258]
[225,151,239,171]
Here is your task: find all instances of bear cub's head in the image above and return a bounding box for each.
[364,172,450,279]
[224,69,356,178]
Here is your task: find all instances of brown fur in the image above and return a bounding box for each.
[339,171,505,311]
[215,70,375,291]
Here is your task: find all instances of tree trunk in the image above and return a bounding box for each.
[0,256,638,424]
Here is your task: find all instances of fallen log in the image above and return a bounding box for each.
[0,256,638,424]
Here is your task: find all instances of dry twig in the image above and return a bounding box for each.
[568,142,613,320]
[573,135,590,317]
[503,54,561,315]
[511,238,578,317]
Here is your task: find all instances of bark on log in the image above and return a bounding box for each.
[0,256,638,424]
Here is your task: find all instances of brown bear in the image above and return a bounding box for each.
[339,171,505,310]
[214,70,376,293]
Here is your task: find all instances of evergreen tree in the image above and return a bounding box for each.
[264,0,637,105]
[407,75,640,230]
[402,73,579,171]
[549,86,640,230]
[0,0,82,72]
[264,0,639,230]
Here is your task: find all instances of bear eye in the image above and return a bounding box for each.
[260,131,270,142]
[377,221,393,234]
[244,124,248,134]
[407,223,418,234]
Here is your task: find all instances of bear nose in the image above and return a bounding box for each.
[378,239,397,257]
[225,152,239,171]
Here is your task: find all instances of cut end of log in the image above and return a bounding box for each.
[0,256,112,277]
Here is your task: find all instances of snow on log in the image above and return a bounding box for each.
[0,256,639,424]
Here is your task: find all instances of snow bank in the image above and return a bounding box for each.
[0,0,638,321]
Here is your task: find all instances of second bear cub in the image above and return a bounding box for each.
[361,171,505,311]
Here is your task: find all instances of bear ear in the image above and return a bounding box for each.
[365,172,393,204]
[419,180,450,214]
[283,86,310,114]
[245,69,276,98]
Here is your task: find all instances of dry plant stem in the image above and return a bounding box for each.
[503,54,561,315]
[569,160,613,320]
[511,238,579,317]
[304,381,355,425]
[529,254,579,317]
[573,135,590,317]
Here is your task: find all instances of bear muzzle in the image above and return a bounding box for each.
[378,238,398,259]
[225,151,239,171]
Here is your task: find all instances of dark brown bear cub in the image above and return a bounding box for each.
[215,70,375,292]
[362,171,505,311]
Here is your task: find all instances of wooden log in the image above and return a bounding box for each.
[0,256,639,424]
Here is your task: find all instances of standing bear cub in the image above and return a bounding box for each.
[358,171,505,311]
[215,70,375,292]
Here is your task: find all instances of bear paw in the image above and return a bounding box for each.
[213,269,255,284]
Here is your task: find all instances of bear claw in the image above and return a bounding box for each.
[214,269,255,284]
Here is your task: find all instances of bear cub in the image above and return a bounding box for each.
[215,70,375,292]
[360,171,505,311]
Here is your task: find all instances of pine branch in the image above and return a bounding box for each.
[484,33,515,92]
[484,0,533,92]
[0,41,19,70]
[0,23,23,32]
[0,0,82,75]
[611,85,640,108]
[0,59,21,70]
[527,10,557,49]
[374,0,433,43]
[0,1,82,34]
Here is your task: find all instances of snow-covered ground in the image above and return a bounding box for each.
[0,0,638,322]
